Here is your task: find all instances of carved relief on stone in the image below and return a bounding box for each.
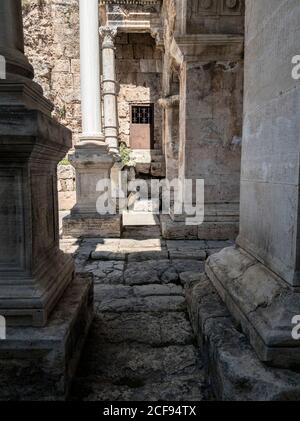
[188,0,242,16]
[220,0,242,15]
[190,0,218,16]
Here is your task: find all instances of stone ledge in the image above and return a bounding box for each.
[160,215,238,240]
[63,214,122,238]
[0,274,94,401]
[206,246,300,368]
[184,274,300,401]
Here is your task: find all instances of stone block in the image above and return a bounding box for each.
[58,191,76,211]
[206,246,300,368]
[63,214,122,238]
[185,274,300,401]
[0,274,94,401]
[53,59,70,73]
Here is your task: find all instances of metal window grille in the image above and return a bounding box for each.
[132,105,153,125]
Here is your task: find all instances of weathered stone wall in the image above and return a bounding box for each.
[22,0,81,145]
[237,0,300,286]
[116,32,163,151]
[57,164,76,210]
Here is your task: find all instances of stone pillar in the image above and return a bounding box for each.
[161,35,243,240]
[100,26,119,156]
[0,0,93,399]
[79,0,103,142]
[63,6,122,238]
[206,0,300,368]
[0,0,74,327]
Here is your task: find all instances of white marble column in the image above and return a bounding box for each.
[79,0,104,142]
[100,26,119,155]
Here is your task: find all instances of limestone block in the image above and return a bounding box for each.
[133,44,145,59]
[53,59,70,73]
[185,275,300,401]
[206,247,300,368]
[122,44,134,59]
[140,59,162,73]
[71,58,80,74]
[0,275,94,401]
[63,214,122,239]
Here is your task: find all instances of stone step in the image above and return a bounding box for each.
[94,284,185,313]
[123,259,205,286]
[75,343,202,386]
[71,374,207,401]
[122,225,161,239]
[122,211,160,227]
[89,312,194,346]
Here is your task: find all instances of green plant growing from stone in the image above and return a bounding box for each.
[57,104,67,119]
[119,143,134,166]
[59,156,70,166]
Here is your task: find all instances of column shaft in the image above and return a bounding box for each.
[100,26,119,155]
[79,0,103,141]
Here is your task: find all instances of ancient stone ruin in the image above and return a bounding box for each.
[0,0,300,401]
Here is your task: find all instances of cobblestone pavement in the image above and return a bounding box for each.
[60,236,233,401]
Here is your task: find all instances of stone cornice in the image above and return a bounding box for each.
[100,1,161,4]
[171,34,244,64]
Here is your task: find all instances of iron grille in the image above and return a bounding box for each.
[132,105,153,125]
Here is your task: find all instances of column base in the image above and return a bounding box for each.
[0,274,94,401]
[63,213,122,238]
[206,246,300,369]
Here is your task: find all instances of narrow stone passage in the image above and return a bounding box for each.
[60,236,233,401]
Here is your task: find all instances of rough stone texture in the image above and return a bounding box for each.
[116,33,163,154]
[63,214,122,238]
[69,237,211,401]
[0,274,94,401]
[206,247,300,368]
[205,0,300,369]
[23,0,81,145]
[237,0,300,288]
[0,108,74,327]
[57,164,76,210]
[185,274,300,401]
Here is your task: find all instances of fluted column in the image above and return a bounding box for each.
[100,26,119,155]
[79,0,104,141]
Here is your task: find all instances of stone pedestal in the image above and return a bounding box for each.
[206,0,300,368]
[62,144,122,238]
[0,106,75,327]
[0,274,93,401]
[0,0,94,399]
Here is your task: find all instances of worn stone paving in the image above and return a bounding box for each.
[60,236,233,401]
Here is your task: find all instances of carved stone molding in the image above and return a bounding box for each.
[99,26,118,48]
[189,0,243,17]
